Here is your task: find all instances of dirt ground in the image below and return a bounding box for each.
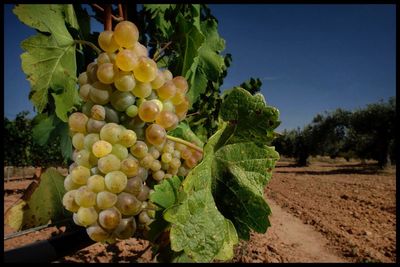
[3,160,396,263]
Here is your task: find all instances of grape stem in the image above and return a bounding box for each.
[91,4,123,22]
[153,41,172,62]
[166,135,203,153]
[74,40,102,55]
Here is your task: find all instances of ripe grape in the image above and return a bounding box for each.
[75,186,96,207]
[136,185,150,201]
[97,63,117,84]
[92,140,112,158]
[138,101,160,122]
[140,154,154,169]
[124,176,143,196]
[114,21,139,48]
[172,76,189,94]
[97,52,113,65]
[78,72,89,86]
[77,207,98,227]
[98,30,119,53]
[152,170,165,181]
[71,166,91,185]
[129,42,148,57]
[118,129,137,147]
[114,71,136,92]
[90,82,112,105]
[96,191,118,210]
[69,112,88,133]
[114,217,136,239]
[115,192,142,216]
[87,119,106,134]
[91,105,106,121]
[133,57,158,83]
[99,207,121,230]
[98,154,121,174]
[145,124,166,146]
[115,49,137,72]
[86,224,110,242]
[157,81,176,100]
[162,69,173,80]
[64,175,80,191]
[72,133,85,150]
[120,158,139,177]
[75,149,91,168]
[62,190,80,212]
[84,133,100,151]
[132,82,152,98]
[125,105,138,118]
[100,123,121,144]
[130,141,148,158]
[79,84,92,101]
[105,171,127,193]
[155,110,179,130]
[111,144,129,160]
[110,91,135,112]
[87,174,105,193]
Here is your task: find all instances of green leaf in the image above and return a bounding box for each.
[168,122,204,148]
[63,4,79,30]
[150,176,184,209]
[215,220,239,261]
[14,4,79,121]
[54,122,73,161]
[32,114,56,146]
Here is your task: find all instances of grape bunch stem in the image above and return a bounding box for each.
[166,135,203,153]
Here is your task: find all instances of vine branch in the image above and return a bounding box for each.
[153,42,172,62]
[166,135,203,153]
[91,4,123,22]
[74,40,101,55]
[104,5,112,31]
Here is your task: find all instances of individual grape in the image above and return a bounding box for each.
[150,160,162,172]
[172,150,181,159]
[140,154,154,169]
[169,158,181,169]
[98,207,121,230]
[75,186,96,207]
[175,97,190,120]
[111,144,129,160]
[115,49,137,72]
[138,211,152,225]
[69,112,88,133]
[124,176,143,196]
[192,150,203,161]
[133,57,157,83]
[125,105,138,118]
[185,157,198,169]
[92,140,112,158]
[162,100,175,113]
[73,212,83,226]
[62,190,80,212]
[98,154,121,174]
[78,72,89,86]
[97,52,113,65]
[71,166,91,185]
[87,174,105,193]
[86,62,99,82]
[177,166,189,176]
[84,133,100,151]
[148,146,160,159]
[100,123,121,144]
[81,101,95,117]
[97,63,117,84]
[162,142,175,154]
[149,99,163,111]
[161,153,172,163]
[157,81,176,100]
[104,106,120,124]
[113,217,136,239]
[87,118,106,134]
[89,151,99,166]
[171,92,186,105]
[136,185,150,201]
[181,148,193,160]
[136,167,149,182]
[136,97,145,108]
[155,110,179,130]
[115,192,142,216]
[164,173,173,179]
[86,223,110,242]
[138,101,160,122]
[64,175,80,191]
[150,70,165,89]
[74,149,91,167]
[90,82,112,105]
[161,161,169,171]
[167,166,179,176]
[77,207,98,227]
[98,30,119,53]
[90,105,106,121]
[114,71,136,92]
[132,82,152,98]
[114,21,139,48]
[96,191,118,210]
[145,124,166,146]
[79,84,92,101]
[110,91,135,112]
[175,143,187,152]
[118,129,137,147]
[105,171,127,194]
[72,133,85,150]
[129,42,148,57]
[152,170,165,182]
[162,69,173,81]
[172,76,189,94]
[120,158,139,177]
[130,141,148,158]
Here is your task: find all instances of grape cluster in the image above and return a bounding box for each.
[62,21,203,243]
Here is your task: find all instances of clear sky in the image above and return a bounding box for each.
[3,4,396,131]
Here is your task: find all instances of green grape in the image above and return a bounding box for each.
[69,112,88,133]
[178,166,189,176]
[105,171,127,193]
[150,70,165,89]
[104,106,120,124]
[110,91,135,112]
[152,170,165,182]
[129,42,148,57]
[100,123,121,144]
[115,49,137,72]
[149,99,163,112]
[185,157,198,169]
[145,124,166,146]
[86,223,110,242]
[78,72,89,86]
[172,76,189,94]
[162,141,175,154]
[64,175,80,191]
[161,161,169,171]
[86,62,99,82]
[72,133,85,150]
[161,153,172,163]
[114,71,136,92]
[140,154,154,169]
[114,21,139,48]
[98,30,119,53]
[98,154,121,174]
[120,158,139,177]
[136,185,150,201]
[136,167,148,182]
[133,56,158,83]
[172,150,181,159]
[148,146,160,159]
[175,97,190,120]
[162,69,173,81]
[169,158,181,169]
[113,217,136,239]
[99,207,121,230]
[87,118,106,134]
[89,151,99,166]
[171,92,186,105]
[150,160,161,172]
[87,175,105,193]
[75,186,96,207]
[90,105,106,121]
[96,191,118,210]
[79,84,92,101]
[97,52,112,65]
[77,207,98,227]
[155,110,179,130]
[125,105,138,117]
[82,101,95,117]
[162,100,175,113]
[71,166,91,185]
[130,141,148,158]
[138,211,152,225]
[111,144,129,160]
[132,81,152,98]
[62,190,80,212]
[90,82,112,105]
[97,62,117,84]
[92,140,112,158]
[118,129,137,147]
[168,166,179,176]
[124,176,143,196]
[157,81,176,100]
[74,150,90,167]
[84,133,100,150]
[115,192,142,216]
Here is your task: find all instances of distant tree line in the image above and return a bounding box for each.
[4,111,67,168]
[273,97,396,168]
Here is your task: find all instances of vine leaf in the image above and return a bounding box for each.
[150,176,184,209]
[168,122,204,148]
[5,168,69,230]
[13,4,80,122]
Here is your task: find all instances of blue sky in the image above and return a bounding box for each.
[3,4,396,131]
